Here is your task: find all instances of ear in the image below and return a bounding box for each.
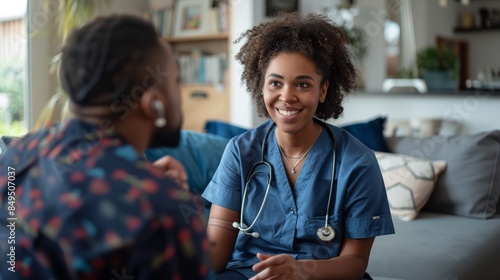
[140,88,164,121]
[320,81,329,103]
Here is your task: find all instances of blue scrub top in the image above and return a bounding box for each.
[202,120,395,277]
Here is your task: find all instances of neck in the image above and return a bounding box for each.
[114,119,151,154]
[276,122,322,158]
[71,104,152,154]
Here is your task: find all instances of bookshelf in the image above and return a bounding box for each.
[148,0,231,132]
[168,33,230,132]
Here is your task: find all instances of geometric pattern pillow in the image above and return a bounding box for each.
[375,152,447,221]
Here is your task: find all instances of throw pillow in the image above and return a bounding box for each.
[341,116,390,152]
[145,130,229,197]
[375,151,447,221]
[386,130,500,219]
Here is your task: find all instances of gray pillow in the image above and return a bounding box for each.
[386,130,500,219]
[497,194,500,215]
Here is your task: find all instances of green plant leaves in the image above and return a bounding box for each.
[416,47,460,79]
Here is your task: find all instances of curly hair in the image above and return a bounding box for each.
[234,12,357,120]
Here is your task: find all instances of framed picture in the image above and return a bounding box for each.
[173,0,210,37]
[266,0,299,17]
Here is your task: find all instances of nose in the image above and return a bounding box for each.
[279,85,296,103]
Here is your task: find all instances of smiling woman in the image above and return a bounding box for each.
[202,12,394,280]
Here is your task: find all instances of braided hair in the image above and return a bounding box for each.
[59,15,162,108]
[235,12,357,120]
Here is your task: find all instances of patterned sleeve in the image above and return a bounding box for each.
[135,183,212,279]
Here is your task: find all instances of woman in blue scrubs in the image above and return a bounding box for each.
[202,12,395,280]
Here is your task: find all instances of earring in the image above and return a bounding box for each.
[152,100,167,128]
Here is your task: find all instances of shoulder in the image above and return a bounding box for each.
[231,120,273,146]
[214,120,274,168]
[0,123,56,164]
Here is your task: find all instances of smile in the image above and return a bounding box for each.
[277,109,301,116]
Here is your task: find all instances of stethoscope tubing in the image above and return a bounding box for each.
[236,118,337,240]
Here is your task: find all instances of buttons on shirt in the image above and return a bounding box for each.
[288,207,296,214]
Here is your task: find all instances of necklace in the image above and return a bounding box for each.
[278,126,322,175]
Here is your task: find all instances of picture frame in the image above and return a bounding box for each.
[173,0,210,37]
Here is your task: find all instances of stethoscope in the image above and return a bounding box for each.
[232,118,338,242]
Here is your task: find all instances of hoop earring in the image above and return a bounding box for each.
[152,100,167,128]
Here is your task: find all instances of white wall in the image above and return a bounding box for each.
[228,0,257,129]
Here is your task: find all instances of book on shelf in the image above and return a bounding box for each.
[147,0,175,36]
[177,50,228,87]
[217,0,229,33]
[147,8,174,37]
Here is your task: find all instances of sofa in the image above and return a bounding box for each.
[145,117,500,280]
[367,131,500,280]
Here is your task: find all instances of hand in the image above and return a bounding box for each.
[153,155,189,190]
[250,253,308,280]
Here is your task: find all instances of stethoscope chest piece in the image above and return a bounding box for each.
[317,226,335,241]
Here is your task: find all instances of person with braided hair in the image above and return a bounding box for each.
[202,12,394,280]
[0,15,210,279]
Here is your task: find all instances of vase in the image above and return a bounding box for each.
[422,70,457,90]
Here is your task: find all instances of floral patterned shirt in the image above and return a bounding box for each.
[0,119,211,279]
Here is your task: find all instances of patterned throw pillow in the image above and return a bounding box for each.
[375,152,447,221]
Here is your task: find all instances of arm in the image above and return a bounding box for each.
[207,204,239,272]
[251,237,374,280]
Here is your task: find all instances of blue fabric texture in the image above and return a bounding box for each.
[145,130,229,197]
[341,116,390,152]
[204,120,249,139]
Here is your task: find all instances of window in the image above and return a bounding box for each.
[0,0,28,137]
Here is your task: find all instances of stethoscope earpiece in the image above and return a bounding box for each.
[317,226,335,242]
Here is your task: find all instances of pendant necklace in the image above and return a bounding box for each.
[278,126,322,174]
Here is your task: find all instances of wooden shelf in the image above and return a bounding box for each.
[453,26,500,33]
[354,89,500,97]
[164,33,229,43]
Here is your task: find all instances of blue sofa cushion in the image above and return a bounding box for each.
[341,116,390,152]
[204,120,248,139]
[145,130,229,197]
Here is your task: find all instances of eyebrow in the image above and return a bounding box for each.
[266,73,315,81]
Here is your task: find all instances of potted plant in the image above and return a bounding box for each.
[416,46,460,90]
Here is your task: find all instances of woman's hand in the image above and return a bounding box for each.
[153,155,189,190]
[250,253,311,280]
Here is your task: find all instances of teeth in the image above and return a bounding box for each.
[278,109,299,116]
